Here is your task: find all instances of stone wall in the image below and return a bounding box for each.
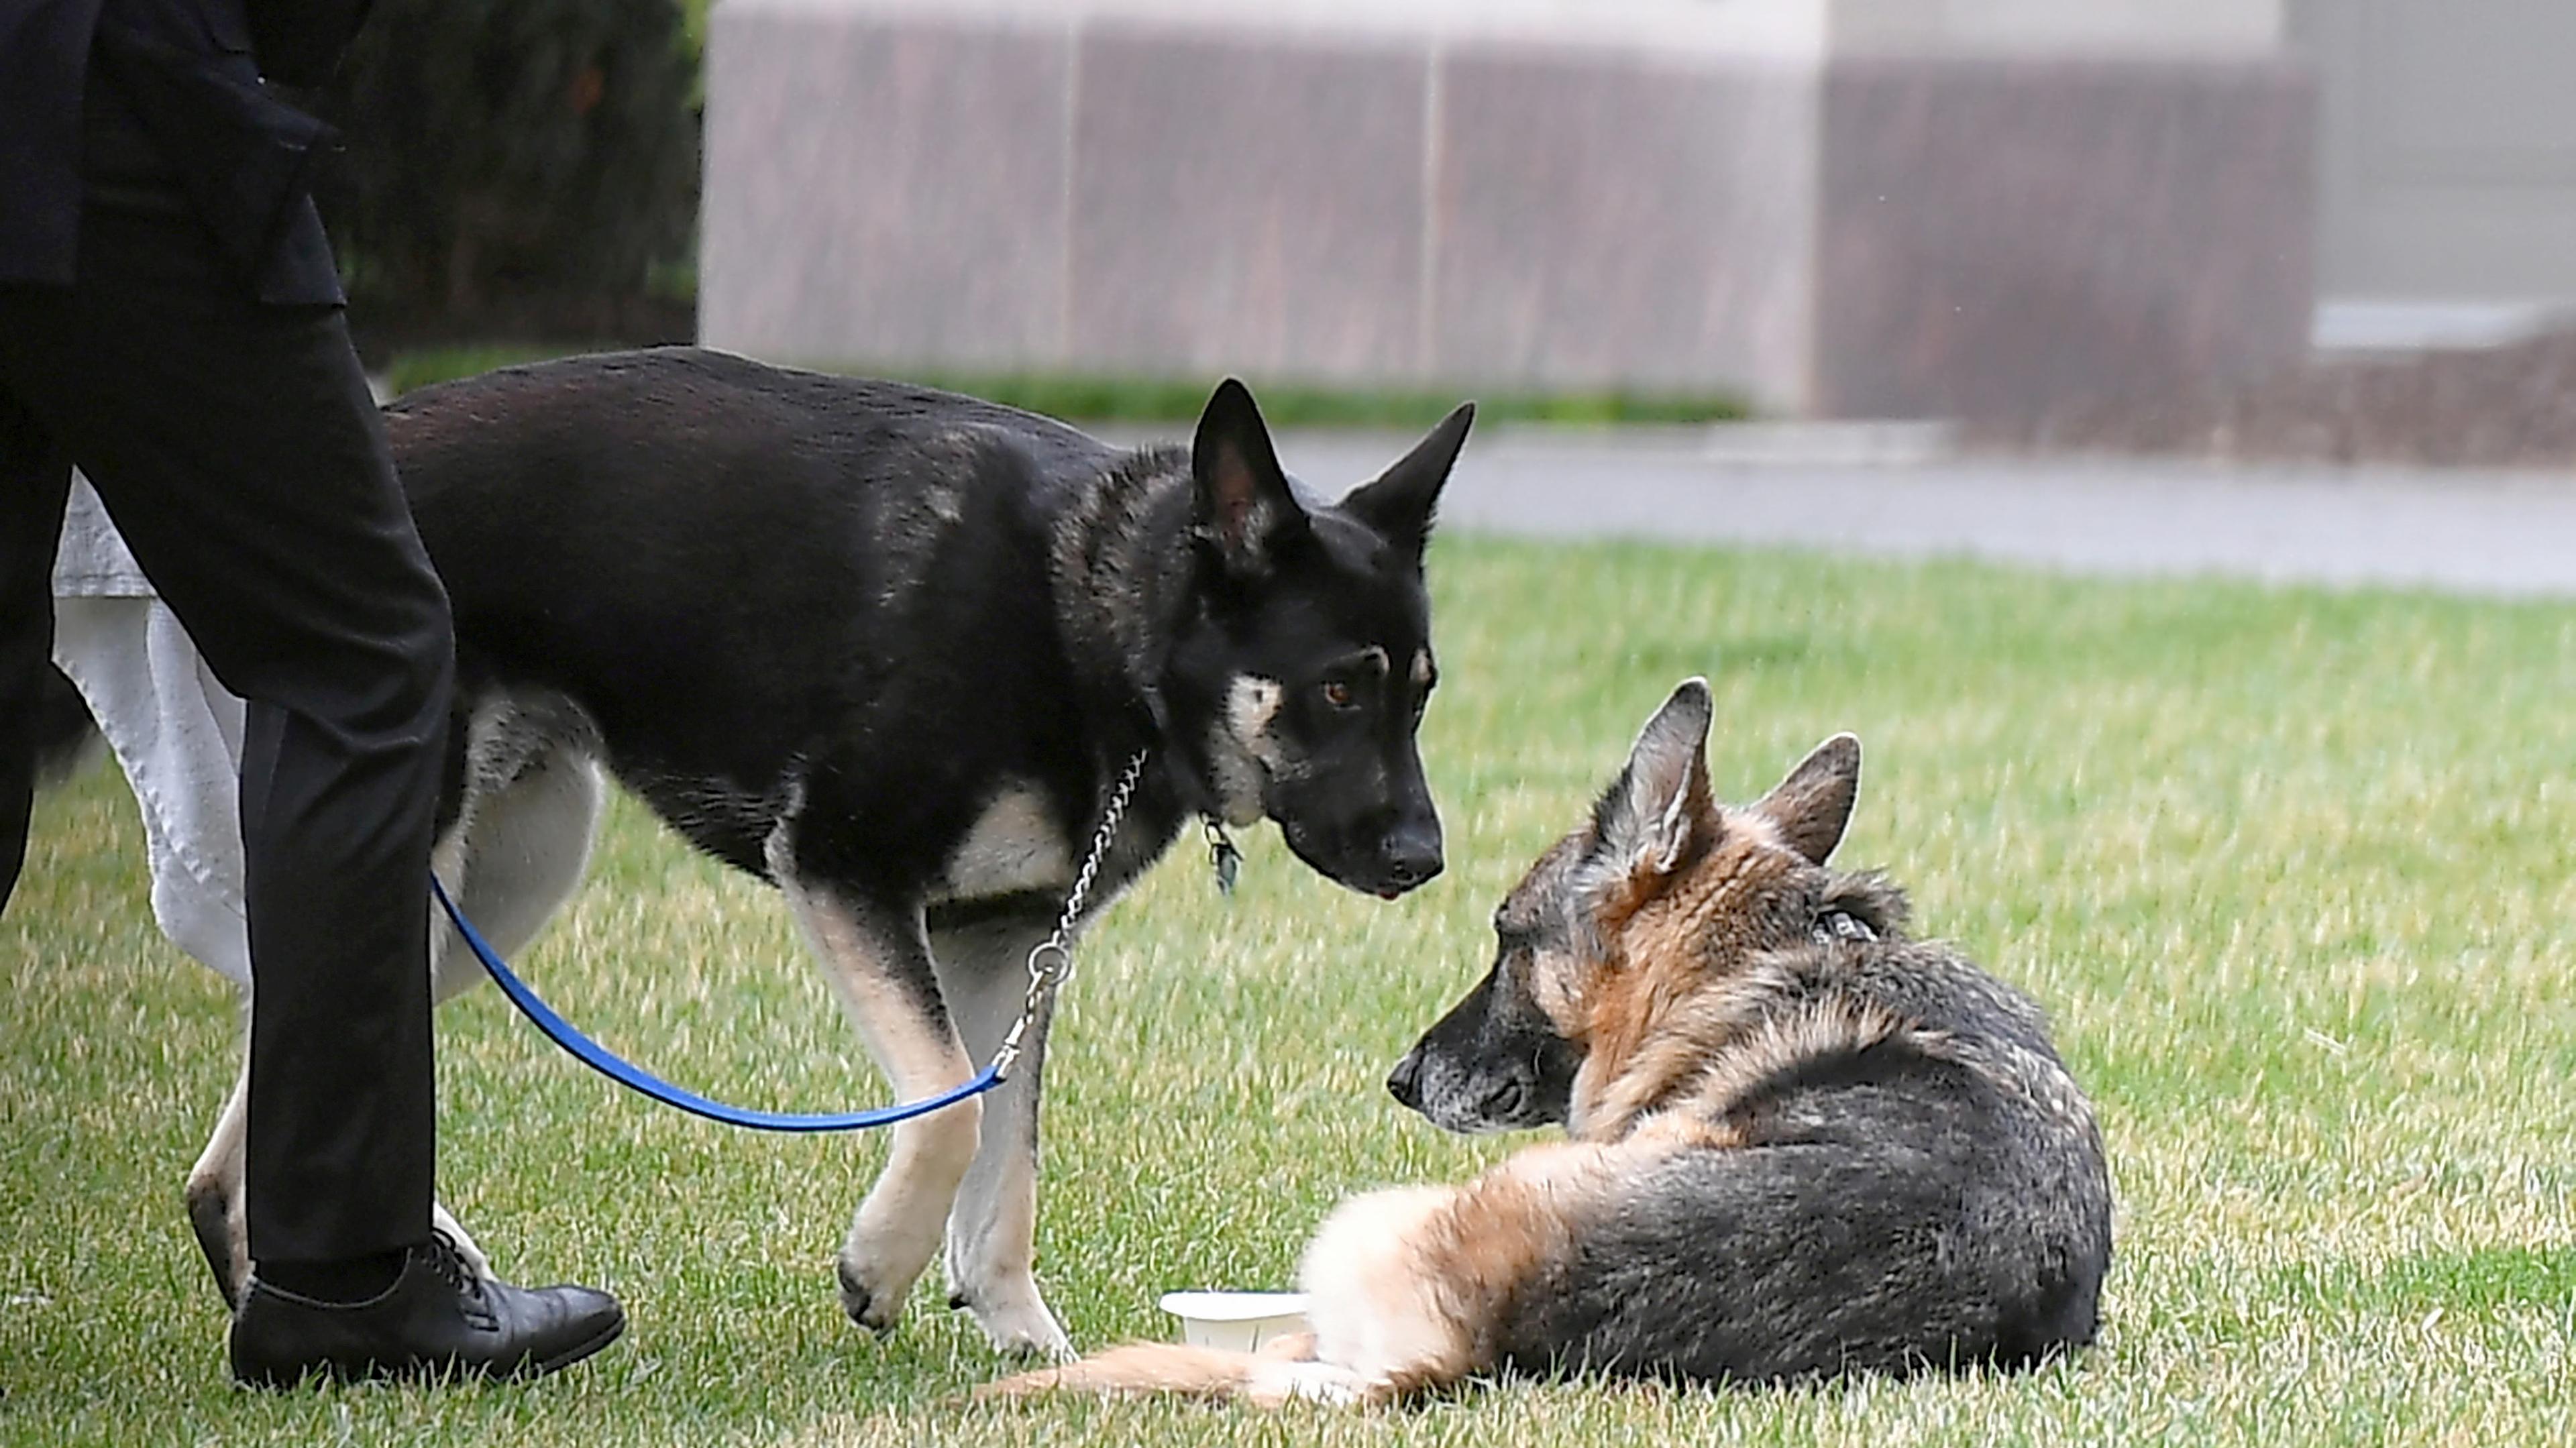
[702,0,2312,419]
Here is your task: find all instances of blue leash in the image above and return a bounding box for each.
[432,875,1000,1132]
[428,749,1152,1135]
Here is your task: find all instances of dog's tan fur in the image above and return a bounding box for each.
[985,680,2106,1406]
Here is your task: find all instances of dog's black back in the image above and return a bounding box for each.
[390,346,1469,909]
[394,352,1116,875]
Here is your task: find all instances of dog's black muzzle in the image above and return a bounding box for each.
[1281,801,1442,899]
[1387,959,1578,1134]
[1374,818,1444,895]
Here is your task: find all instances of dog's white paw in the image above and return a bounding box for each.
[184,1177,250,1309]
[953,1276,1073,1361]
[833,1103,983,1335]
[836,1255,920,1334]
[837,1213,946,1335]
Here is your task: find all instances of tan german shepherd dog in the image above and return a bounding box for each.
[989,677,2111,1405]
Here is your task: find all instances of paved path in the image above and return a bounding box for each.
[1256,429,2576,599]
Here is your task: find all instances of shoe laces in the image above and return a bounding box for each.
[423,1229,486,1302]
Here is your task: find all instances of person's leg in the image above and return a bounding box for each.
[0,199,448,1273]
[0,388,76,909]
[0,177,621,1388]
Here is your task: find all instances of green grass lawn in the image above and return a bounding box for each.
[7,537,2576,1445]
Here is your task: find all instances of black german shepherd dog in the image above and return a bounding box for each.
[176,347,1472,1360]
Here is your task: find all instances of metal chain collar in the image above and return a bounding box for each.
[989,748,1150,1081]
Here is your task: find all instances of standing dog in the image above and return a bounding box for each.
[994,678,2112,1402]
[178,347,1473,1358]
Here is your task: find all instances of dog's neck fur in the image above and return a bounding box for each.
[1571,871,1917,1141]
[1044,445,1223,821]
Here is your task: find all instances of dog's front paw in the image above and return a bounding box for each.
[836,1256,910,1335]
[836,1150,969,1336]
[949,1279,1073,1361]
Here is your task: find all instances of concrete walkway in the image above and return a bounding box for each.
[1257,429,2576,600]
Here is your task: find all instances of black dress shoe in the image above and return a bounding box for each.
[228,1231,625,1388]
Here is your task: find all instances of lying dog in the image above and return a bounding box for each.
[178,348,1474,1358]
[992,678,2112,1402]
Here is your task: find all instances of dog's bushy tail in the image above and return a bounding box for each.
[982,1343,1262,1402]
[980,1334,1383,1408]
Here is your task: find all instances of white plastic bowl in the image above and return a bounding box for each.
[1158,1290,1311,1351]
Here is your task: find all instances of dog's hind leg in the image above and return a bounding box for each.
[417,746,606,1284]
[181,735,602,1310]
[184,1023,500,1306]
[930,907,1073,1359]
[776,867,981,1335]
[184,1053,252,1308]
[431,749,603,1003]
[189,1040,504,1306]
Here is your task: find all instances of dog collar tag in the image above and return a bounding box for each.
[1812,909,1877,945]
[1204,819,1242,898]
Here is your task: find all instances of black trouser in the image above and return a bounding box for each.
[0,99,449,1268]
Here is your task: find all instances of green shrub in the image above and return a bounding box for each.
[315,0,698,312]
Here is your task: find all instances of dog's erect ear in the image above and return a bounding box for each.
[1754,733,1860,865]
[1592,677,1717,884]
[1191,378,1309,575]
[1340,402,1473,559]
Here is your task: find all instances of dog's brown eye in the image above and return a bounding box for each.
[1323,680,1356,709]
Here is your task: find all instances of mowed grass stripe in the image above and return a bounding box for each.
[5,537,2573,1445]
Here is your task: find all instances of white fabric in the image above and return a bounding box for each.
[50,474,154,597]
[50,475,254,985]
